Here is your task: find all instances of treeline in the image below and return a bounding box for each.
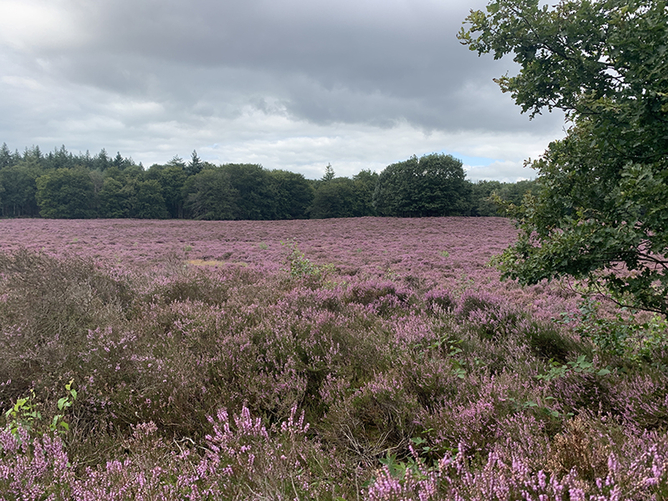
[0,144,534,219]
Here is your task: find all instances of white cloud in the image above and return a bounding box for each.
[0,0,90,51]
[465,161,537,183]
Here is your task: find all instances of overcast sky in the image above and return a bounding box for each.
[0,0,565,181]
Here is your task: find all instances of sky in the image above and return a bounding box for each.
[0,0,566,181]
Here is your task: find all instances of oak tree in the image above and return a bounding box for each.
[460,0,668,313]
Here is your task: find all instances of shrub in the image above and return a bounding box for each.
[455,291,524,339]
[0,249,134,405]
[323,377,420,465]
[521,320,577,364]
[423,288,455,313]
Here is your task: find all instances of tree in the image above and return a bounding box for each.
[269,170,314,219]
[94,149,110,171]
[111,152,134,170]
[351,170,379,217]
[470,180,503,216]
[44,146,75,170]
[99,177,130,218]
[459,0,668,314]
[0,143,17,170]
[0,161,40,217]
[130,180,169,219]
[373,154,471,217]
[35,168,96,218]
[221,163,278,220]
[167,155,186,169]
[322,163,335,182]
[183,168,238,220]
[147,163,187,218]
[186,150,203,176]
[309,177,357,219]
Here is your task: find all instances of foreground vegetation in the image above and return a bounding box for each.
[1,218,667,499]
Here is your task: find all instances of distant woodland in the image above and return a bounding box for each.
[0,144,534,220]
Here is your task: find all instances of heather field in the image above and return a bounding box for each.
[1,217,667,500]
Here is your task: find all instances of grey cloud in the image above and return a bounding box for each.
[28,0,534,131]
[0,0,566,180]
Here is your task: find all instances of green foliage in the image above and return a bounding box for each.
[536,355,611,382]
[183,168,238,220]
[460,0,668,314]
[374,153,470,217]
[36,168,96,218]
[470,180,503,216]
[269,169,314,219]
[0,161,40,217]
[282,240,334,281]
[222,163,278,220]
[51,379,77,435]
[131,179,170,219]
[5,390,41,437]
[1,143,543,221]
[377,451,434,482]
[322,163,335,182]
[310,177,357,219]
[351,169,379,217]
[186,150,203,176]
[147,164,187,218]
[98,177,130,218]
[4,381,77,437]
[470,179,537,216]
[563,298,668,362]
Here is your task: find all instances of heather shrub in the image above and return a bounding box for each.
[322,371,420,464]
[455,291,524,339]
[145,261,277,306]
[610,371,668,430]
[446,325,535,379]
[0,427,75,500]
[364,448,440,501]
[416,373,526,455]
[547,370,614,417]
[423,288,455,313]
[148,270,230,305]
[545,415,616,481]
[455,290,497,318]
[195,405,326,499]
[343,280,413,314]
[520,319,578,364]
[0,226,666,500]
[0,250,134,404]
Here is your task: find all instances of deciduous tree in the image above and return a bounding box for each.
[35,168,95,219]
[460,0,668,313]
[183,168,238,220]
[373,154,470,217]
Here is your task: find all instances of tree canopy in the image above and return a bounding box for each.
[0,143,530,221]
[373,153,470,217]
[36,168,96,219]
[460,0,668,313]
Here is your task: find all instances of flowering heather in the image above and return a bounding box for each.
[0,217,579,320]
[0,217,667,499]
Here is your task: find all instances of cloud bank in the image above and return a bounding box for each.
[0,0,565,180]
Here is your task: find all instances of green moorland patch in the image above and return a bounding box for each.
[0,249,667,499]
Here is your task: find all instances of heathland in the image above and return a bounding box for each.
[0,217,666,499]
